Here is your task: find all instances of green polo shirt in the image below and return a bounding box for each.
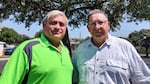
[0,34,73,84]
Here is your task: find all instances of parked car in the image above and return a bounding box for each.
[4,47,17,55]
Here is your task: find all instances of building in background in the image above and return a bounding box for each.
[70,39,80,55]
[0,41,5,56]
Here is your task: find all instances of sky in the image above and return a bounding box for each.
[1,19,150,39]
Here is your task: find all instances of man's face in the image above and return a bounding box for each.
[43,15,67,41]
[87,13,110,39]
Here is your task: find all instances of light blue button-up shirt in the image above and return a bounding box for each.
[73,34,150,84]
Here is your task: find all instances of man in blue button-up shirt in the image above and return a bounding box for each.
[73,9,150,84]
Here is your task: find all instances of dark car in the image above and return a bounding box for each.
[4,47,17,55]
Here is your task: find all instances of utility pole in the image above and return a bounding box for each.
[79,31,81,40]
[0,20,2,35]
[143,36,150,57]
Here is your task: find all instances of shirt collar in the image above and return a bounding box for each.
[40,34,64,47]
[106,33,113,45]
[87,33,112,48]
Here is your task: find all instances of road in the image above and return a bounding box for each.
[142,57,150,68]
[0,57,9,74]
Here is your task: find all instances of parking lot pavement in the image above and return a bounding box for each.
[0,59,8,74]
[142,57,150,68]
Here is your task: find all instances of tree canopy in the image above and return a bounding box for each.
[0,0,149,31]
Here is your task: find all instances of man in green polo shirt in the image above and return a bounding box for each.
[0,10,73,84]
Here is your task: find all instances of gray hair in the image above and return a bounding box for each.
[43,10,68,23]
[87,9,108,22]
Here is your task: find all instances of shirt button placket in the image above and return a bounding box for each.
[94,49,101,84]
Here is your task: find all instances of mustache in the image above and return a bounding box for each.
[50,29,62,34]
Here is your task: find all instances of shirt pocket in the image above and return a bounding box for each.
[106,59,129,70]
[78,60,95,83]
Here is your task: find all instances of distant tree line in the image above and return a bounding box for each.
[127,29,150,56]
[0,27,31,45]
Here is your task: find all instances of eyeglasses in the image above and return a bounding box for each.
[89,20,107,26]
